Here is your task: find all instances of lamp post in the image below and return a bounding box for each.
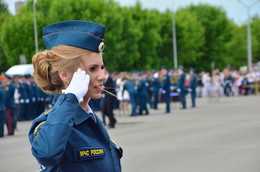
[33,0,39,54]
[172,0,178,69]
[238,0,260,72]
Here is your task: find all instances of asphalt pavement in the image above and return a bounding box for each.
[0,95,260,172]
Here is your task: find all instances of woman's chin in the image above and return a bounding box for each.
[91,93,102,99]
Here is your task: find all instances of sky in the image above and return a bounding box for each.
[4,0,260,25]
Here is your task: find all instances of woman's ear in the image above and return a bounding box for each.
[58,70,70,83]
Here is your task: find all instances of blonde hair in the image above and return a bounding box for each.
[32,45,90,94]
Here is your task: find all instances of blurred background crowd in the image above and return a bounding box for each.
[1,65,259,137]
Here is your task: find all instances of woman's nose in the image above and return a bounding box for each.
[98,70,106,81]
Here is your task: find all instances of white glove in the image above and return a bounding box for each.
[161,90,166,94]
[177,88,181,93]
[188,88,192,92]
[64,68,90,103]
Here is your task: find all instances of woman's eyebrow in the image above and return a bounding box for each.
[88,64,99,67]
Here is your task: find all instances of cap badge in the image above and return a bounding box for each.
[98,42,105,52]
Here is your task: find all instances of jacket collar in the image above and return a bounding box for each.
[73,106,92,125]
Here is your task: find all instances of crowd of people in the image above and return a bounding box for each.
[197,68,260,97]
[0,66,259,137]
[91,66,260,122]
[0,73,50,137]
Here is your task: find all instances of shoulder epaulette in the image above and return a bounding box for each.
[33,109,53,136]
[34,121,46,136]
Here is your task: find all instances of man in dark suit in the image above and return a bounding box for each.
[102,69,117,128]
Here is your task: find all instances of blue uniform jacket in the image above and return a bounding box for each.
[123,81,137,94]
[152,78,161,92]
[4,82,16,108]
[138,79,148,97]
[190,74,197,91]
[28,93,122,172]
[178,73,186,93]
[162,73,171,94]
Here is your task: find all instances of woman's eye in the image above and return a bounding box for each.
[89,67,96,72]
[89,65,105,72]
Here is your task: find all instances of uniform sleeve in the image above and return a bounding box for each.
[28,93,78,167]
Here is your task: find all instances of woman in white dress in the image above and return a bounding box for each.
[116,75,130,116]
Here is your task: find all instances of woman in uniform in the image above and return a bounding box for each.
[28,20,122,172]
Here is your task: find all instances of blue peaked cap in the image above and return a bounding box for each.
[43,20,105,52]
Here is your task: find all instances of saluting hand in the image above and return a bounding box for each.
[64,68,90,103]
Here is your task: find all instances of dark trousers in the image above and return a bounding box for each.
[191,91,196,107]
[138,95,149,115]
[0,110,6,137]
[129,93,137,116]
[102,98,116,128]
[153,91,159,109]
[14,104,19,129]
[179,92,186,109]
[24,102,31,120]
[5,107,15,135]
[18,103,25,121]
[163,92,170,113]
[100,97,106,124]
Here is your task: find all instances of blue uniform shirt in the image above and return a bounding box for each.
[28,93,122,172]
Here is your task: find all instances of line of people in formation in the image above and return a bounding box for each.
[1,66,259,136]
[0,73,51,137]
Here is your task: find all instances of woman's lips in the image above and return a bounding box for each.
[94,85,103,92]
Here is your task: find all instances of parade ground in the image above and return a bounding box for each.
[0,95,260,172]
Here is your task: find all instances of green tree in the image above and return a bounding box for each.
[134,8,162,70]
[226,16,260,69]
[175,8,205,71]
[251,16,260,63]
[226,22,247,69]
[1,0,259,72]
[0,0,121,67]
[187,4,232,71]
[1,11,36,65]
[104,6,142,71]
[0,0,9,72]
[155,10,173,69]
